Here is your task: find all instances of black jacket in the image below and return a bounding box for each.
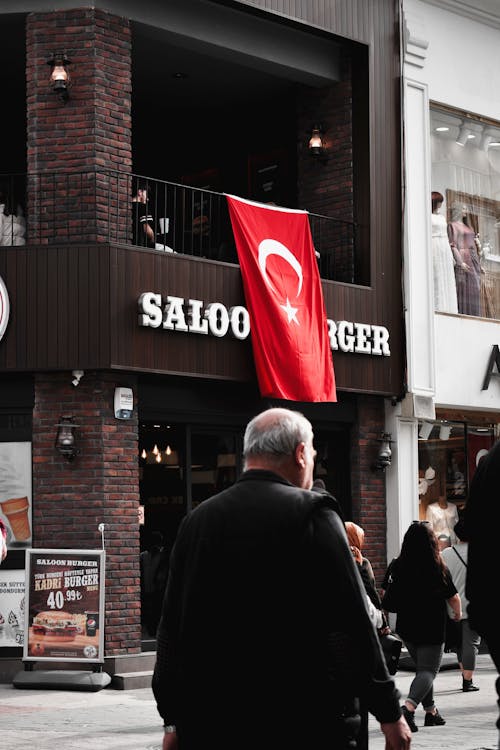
[465,439,500,638]
[153,470,400,749]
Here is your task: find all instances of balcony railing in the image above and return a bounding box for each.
[0,170,359,283]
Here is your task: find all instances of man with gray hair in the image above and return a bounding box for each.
[153,407,411,750]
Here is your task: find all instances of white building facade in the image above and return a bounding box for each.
[387,0,500,560]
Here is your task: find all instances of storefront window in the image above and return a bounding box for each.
[430,106,500,319]
[417,420,494,546]
[139,423,243,551]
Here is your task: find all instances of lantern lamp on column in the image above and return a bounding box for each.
[372,432,393,472]
[47,52,71,102]
[55,416,79,460]
[308,123,326,159]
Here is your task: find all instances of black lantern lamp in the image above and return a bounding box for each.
[48,52,71,101]
[308,123,326,158]
[372,432,393,472]
[55,416,79,460]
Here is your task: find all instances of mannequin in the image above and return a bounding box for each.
[0,189,26,246]
[426,496,459,546]
[431,192,459,313]
[447,203,480,316]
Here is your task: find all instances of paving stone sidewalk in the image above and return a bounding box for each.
[0,653,497,749]
[369,653,499,749]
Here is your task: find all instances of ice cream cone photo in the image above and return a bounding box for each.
[0,497,30,541]
[0,442,32,547]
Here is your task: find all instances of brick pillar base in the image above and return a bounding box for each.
[350,395,387,587]
[32,371,141,655]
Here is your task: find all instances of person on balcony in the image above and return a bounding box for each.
[0,189,26,246]
[132,182,155,248]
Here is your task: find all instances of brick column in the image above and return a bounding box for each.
[32,372,141,655]
[350,395,388,588]
[26,9,132,244]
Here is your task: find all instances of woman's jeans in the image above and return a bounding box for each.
[457,619,481,671]
[404,641,444,711]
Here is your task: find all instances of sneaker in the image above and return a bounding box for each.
[463,679,480,692]
[424,709,446,726]
[402,705,419,732]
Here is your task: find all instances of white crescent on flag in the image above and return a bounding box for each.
[258,238,304,298]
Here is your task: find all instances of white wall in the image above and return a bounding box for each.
[435,313,500,409]
[408,0,500,121]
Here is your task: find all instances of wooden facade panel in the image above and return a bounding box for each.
[112,247,401,395]
[0,244,402,395]
[0,245,111,372]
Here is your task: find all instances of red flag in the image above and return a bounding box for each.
[226,194,336,402]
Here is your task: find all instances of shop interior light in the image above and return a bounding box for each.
[480,128,500,151]
[140,443,179,466]
[419,421,434,440]
[439,423,451,440]
[456,125,471,147]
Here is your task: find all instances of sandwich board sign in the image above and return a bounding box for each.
[23,549,105,664]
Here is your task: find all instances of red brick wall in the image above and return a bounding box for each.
[32,372,141,655]
[26,9,131,244]
[350,395,388,590]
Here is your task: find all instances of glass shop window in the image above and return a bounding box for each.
[138,423,243,551]
[417,420,495,547]
[430,105,500,319]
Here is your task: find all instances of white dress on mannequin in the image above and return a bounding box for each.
[426,500,459,545]
[432,211,458,313]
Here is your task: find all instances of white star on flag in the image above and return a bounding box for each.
[280,297,299,325]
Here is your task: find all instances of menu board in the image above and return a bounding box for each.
[23,549,105,663]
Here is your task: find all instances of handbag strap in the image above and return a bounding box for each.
[452,546,467,568]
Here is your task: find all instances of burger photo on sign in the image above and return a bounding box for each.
[32,610,83,641]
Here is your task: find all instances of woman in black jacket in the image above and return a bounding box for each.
[382,521,461,733]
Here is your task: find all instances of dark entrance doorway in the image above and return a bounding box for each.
[138,413,352,647]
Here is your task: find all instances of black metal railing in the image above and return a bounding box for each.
[0,170,359,283]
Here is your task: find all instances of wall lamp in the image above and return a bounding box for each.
[372,432,393,472]
[308,123,328,160]
[47,52,71,102]
[55,416,79,460]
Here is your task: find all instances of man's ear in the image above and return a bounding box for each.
[294,442,306,468]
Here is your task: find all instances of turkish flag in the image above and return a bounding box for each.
[226,194,336,402]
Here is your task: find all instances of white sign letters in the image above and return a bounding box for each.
[137,292,390,357]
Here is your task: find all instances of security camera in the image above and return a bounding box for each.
[71,369,84,387]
